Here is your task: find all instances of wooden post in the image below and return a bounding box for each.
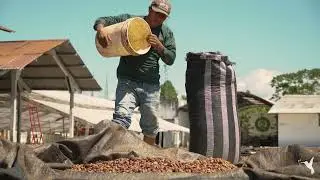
[69,90,74,138]
[85,123,90,136]
[16,90,22,143]
[49,50,81,93]
[50,49,79,139]
[62,117,65,138]
[10,70,20,142]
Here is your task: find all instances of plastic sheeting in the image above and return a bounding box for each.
[0,122,319,179]
[0,122,248,180]
[240,145,320,179]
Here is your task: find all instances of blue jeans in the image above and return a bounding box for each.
[112,78,160,137]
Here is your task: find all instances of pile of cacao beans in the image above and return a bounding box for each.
[70,157,237,173]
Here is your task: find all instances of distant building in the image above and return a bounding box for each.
[237,92,277,146]
[159,100,180,148]
[177,91,277,148]
[269,95,320,147]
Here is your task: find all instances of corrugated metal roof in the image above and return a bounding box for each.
[237,91,274,108]
[0,39,101,91]
[0,54,42,69]
[0,40,65,68]
[29,90,189,133]
[268,95,320,114]
[32,90,115,109]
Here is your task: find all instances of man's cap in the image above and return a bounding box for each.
[151,0,171,16]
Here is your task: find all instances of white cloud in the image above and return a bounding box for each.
[237,69,281,99]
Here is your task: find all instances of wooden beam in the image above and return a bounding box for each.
[18,78,31,93]
[62,115,66,138]
[0,70,10,77]
[65,76,75,138]
[49,50,81,93]
[16,90,22,143]
[85,123,90,136]
[0,26,15,33]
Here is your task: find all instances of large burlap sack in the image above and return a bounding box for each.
[185,52,240,164]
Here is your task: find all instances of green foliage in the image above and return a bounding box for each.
[160,80,178,103]
[270,68,320,100]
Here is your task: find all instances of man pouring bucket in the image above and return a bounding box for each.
[94,0,176,146]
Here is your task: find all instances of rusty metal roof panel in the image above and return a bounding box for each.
[0,41,27,55]
[12,40,65,55]
[0,40,66,69]
[0,40,65,55]
[268,95,320,114]
[0,54,42,69]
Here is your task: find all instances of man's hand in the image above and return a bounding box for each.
[148,34,165,55]
[96,24,111,48]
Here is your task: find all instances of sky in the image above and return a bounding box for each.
[1,0,319,100]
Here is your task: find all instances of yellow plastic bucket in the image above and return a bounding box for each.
[95,17,152,57]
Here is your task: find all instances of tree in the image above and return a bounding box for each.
[270,68,320,101]
[160,80,178,103]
